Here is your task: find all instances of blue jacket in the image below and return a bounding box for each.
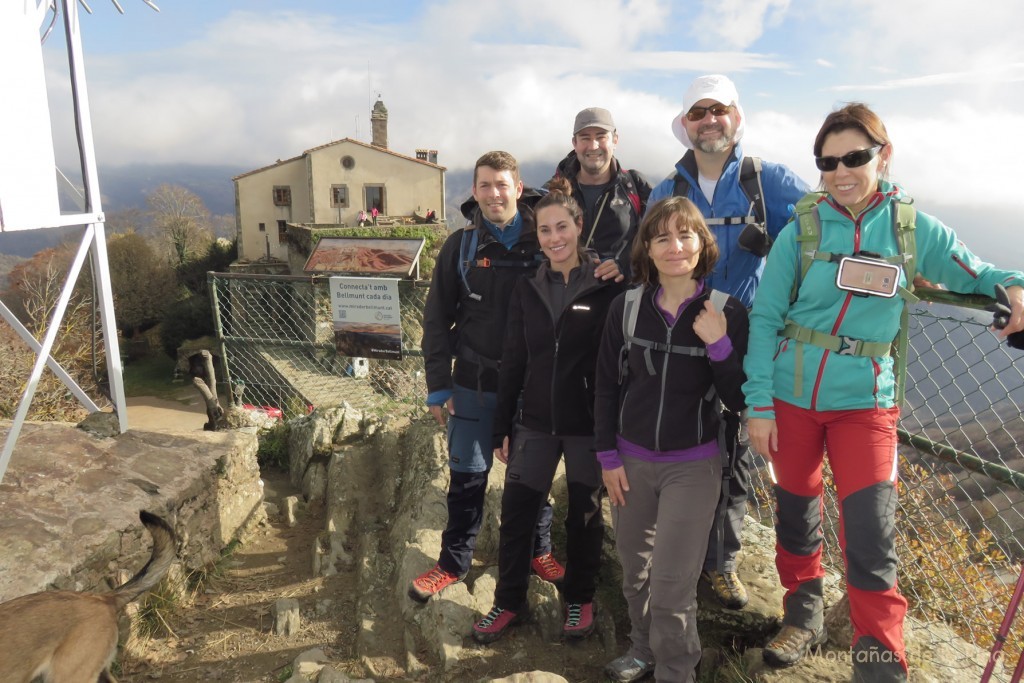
[649,145,809,307]
[743,182,1024,416]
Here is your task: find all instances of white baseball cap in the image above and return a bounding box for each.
[671,74,746,149]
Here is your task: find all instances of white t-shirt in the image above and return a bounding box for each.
[698,173,718,203]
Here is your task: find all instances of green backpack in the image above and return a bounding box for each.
[784,192,919,405]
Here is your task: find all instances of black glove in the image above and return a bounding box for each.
[988,284,1024,350]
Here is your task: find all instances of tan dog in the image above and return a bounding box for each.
[0,510,177,683]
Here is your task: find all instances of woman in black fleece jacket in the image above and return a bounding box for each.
[471,177,624,645]
[594,196,748,682]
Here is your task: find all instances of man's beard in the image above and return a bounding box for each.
[580,152,608,175]
[692,127,733,154]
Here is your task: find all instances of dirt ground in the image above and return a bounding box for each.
[116,394,620,682]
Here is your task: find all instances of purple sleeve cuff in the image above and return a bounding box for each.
[707,335,733,362]
[596,449,623,470]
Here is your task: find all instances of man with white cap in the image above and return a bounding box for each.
[649,74,810,613]
[550,107,651,278]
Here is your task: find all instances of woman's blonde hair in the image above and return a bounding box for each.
[630,196,718,285]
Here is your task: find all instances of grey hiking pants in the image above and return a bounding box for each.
[612,453,721,683]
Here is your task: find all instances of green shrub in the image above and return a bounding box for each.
[159,294,214,358]
[257,422,290,470]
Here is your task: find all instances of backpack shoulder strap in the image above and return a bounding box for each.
[672,173,691,199]
[890,196,918,407]
[894,199,917,285]
[738,156,767,226]
[621,286,643,347]
[618,286,644,385]
[790,192,828,303]
[671,151,699,198]
[458,227,482,301]
[623,169,647,216]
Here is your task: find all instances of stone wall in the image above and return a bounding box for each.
[0,420,265,602]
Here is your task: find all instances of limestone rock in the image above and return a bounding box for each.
[273,597,301,636]
[483,673,569,683]
[284,495,300,527]
[76,410,122,437]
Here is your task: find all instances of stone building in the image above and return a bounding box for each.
[232,99,445,264]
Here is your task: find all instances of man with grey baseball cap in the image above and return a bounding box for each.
[550,107,651,278]
[649,74,810,615]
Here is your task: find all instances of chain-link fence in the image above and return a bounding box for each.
[210,271,1024,674]
[209,272,429,418]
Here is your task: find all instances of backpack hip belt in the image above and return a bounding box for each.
[781,321,891,357]
[781,321,891,398]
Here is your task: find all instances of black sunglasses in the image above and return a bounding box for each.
[815,145,884,172]
[684,103,733,122]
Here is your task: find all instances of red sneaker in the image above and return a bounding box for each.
[408,564,462,602]
[472,605,522,644]
[563,602,595,639]
[531,552,565,583]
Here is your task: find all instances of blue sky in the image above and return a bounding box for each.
[36,0,1024,266]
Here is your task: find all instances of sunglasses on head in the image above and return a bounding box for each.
[814,145,884,172]
[684,103,733,122]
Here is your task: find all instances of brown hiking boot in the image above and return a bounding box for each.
[763,624,827,667]
[701,569,749,610]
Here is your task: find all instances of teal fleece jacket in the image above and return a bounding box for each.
[743,181,1024,416]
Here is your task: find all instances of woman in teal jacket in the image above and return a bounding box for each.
[744,103,1024,682]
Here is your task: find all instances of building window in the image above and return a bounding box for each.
[331,185,349,208]
[278,220,288,241]
[258,222,266,232]
[341,155,355,170]
[273,186,291,206]
[364,185,385,215]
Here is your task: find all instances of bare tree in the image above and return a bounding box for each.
[146,184,213,266]
[105,206,147,235]
[0,246,101,421]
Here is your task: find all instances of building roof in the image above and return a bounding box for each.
[232,137,445,181]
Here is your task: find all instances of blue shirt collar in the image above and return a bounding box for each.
[482,211,523,250]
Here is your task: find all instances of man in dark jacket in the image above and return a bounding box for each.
[552,107,651,279]
[411,151,619,602]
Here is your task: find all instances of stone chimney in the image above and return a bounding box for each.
[416,149,439,164]
[371,99,388,149]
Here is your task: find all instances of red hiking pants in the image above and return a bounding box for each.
[771,399,908,677]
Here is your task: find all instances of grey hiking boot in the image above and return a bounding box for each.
[763,624,828,667]
[605,653,654,682]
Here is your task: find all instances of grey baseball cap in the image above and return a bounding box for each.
[573,107,616,135]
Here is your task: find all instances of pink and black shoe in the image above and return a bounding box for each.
[562,602,595,639]
[472,605,524,644]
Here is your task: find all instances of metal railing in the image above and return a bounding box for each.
[209,272,1024,674]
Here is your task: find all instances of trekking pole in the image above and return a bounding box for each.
[1013,643,1024,683]
[981,563,1024,683]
